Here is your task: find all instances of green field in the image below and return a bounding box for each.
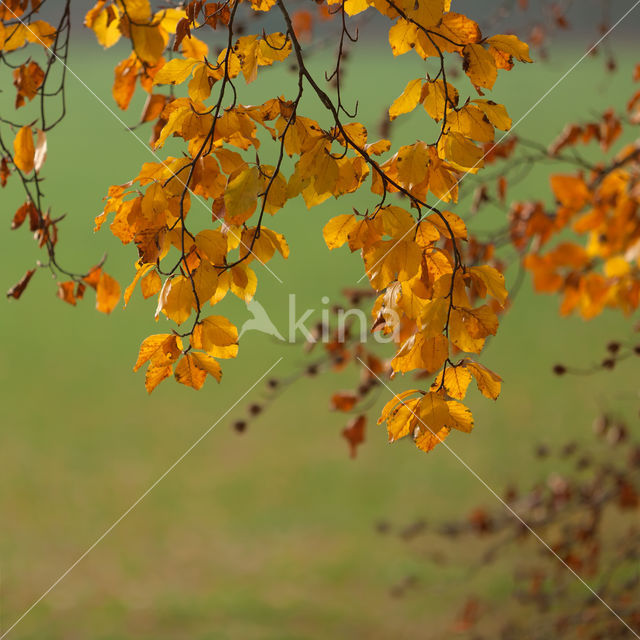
[1,33,638,639]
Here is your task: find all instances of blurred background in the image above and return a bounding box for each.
[1,1,639,638]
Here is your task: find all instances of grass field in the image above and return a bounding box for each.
[1,31,638,639]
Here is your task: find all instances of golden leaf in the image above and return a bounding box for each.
[154,57,199,86]
[224,166,261,219]
[468,265,508,305]
[486,34,532,63]
[198,315,239,359]
[466,360,502,400]
[124,263,154,307]
[389,78,423,121]
[442,365,472,400]
[174,354,207,390]
[162,276,194,325]
[96,271,121,314]
[13,126,34,173]
[463,44,498,90]
[323,214,359,250]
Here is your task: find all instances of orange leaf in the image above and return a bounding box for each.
[342,415,366,459]
[174,354,207,390]
[13,126,35,173]
[331,391,358,412]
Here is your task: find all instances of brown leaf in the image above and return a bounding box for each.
[331,391,358,412]
[342,415,366,459]
[7,268,36,299]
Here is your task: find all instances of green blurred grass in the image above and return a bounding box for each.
[1,38,638,639]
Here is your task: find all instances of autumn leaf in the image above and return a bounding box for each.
[389,78,423,121]
[133,333,182,372]
[224,166,261,219]
[153,57,199,86]
[13,126,35,173]
[197,315,239,359]
[174,354,207,390]
[331,391,358,412]
[161,276,195,325]
[96,271,121,314]
[6,269,36,300]
[323,214,359,250]
[191,352,222,382]
[342,415,366,459]
[463,44,498,91]
[466,361,502,399]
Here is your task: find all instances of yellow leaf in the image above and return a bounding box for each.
[258,32,291,64]
[415,220,440,246]
[199,315,239,359]
[130,24,165,64]
[388,19,418,56]
[378,389,421,424]
[466,360,502,399]
[389,78,423,121]
[229,263,257,301]
[472,99,512,131]
[449,310,484,354]
[13,126,34,173]
[153,57,199,86]
[323,214,359,250]
[188,63,212,102]
[422,79,458,122]
[469,265,508,305]
[154,7,187,34]
[364,238,423,289]
[413,392,451,452]
[192,260,219,303]
[141,269,161,298]
[192,352,222,382]
[343,0,370,16]
[124,263,154,307]
[414,425,450,452]
[419,297,449,337]
[486,34,532,63]
[604,256,631,278]
[392,332,448,374]
[439,131,484,170]
[196,229,227,265]
[386,398,421,442]
[243,227,289,263]
[434,12,481,50]
[24,20,57,48]
[397,142,430,187]
[224,166,261,219]
[446,400,474,432]
[447,105,494,143]
[427,210,467,240]
[162,275,194,324]
[85,2,122,48]
[141,181,168,220]
[174,354,207,390]
[418,392,450,431]
[442,365,472,399]
[145,362,173,393]
[407,0,444,28]
[133,333,181,371]
[380,206,415,237]
[117,0,151,22]
[463,44,498,90]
